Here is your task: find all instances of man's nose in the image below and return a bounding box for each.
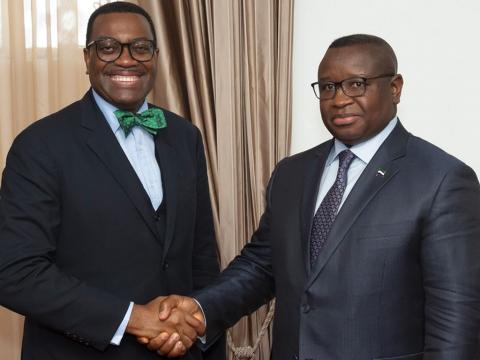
[332,85,353,106]
[115,44,136,65]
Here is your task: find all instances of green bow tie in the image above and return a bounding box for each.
[114,107,167,136]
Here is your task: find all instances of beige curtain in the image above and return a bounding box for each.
[139,1,294,358]
[139,0,220,236]
[0,0,93,169]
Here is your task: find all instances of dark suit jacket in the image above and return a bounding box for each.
[196,122,480,360]
[0,91,224,360]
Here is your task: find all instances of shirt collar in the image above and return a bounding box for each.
[328,117,398,166]
[91,89,149,133]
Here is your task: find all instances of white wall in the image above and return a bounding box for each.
[291,0,480,175]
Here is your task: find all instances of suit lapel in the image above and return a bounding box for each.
[305,123,410,289]
[79,92,158,238]
[300,141,333,275]
[154,128,178,263]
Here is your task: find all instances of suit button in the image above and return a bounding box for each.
[162,262,169,270]
[154,213,160,221]
[301,303,310,313]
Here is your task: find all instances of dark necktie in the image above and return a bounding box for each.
[310,149,355,266]
[114,107,167,136]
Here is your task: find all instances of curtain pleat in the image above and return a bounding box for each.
[140,0,220,237]
[0,0,92,169]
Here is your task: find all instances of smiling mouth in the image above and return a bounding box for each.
[109,74,142,83]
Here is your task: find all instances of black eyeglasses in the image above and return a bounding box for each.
[311,74,395,100]
[86,37,157,63]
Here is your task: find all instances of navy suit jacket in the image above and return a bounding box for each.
[0,91,224,360]
[196,122,480,360]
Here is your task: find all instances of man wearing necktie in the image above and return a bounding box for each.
[154,34,480,359]
[0,2,224,360]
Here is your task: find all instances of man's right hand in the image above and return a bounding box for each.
[126,296,204,356]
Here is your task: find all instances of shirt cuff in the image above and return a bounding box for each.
[110,301,134,345]
[193,298,207,344]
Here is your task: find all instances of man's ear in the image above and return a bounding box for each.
[83,48,90,75]
[391,74,403,105]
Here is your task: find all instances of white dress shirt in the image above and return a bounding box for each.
[315,117,397,213]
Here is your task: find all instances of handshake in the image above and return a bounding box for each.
[126,295,204,357]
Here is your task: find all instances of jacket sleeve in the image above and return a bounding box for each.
[0,128,128,351]
[194,162,279,347]
[422,162,480,359]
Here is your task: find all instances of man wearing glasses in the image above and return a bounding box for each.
[0,2,224,360]
[155,34,480,359]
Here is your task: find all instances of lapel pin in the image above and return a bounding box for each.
[376,168,386,177]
